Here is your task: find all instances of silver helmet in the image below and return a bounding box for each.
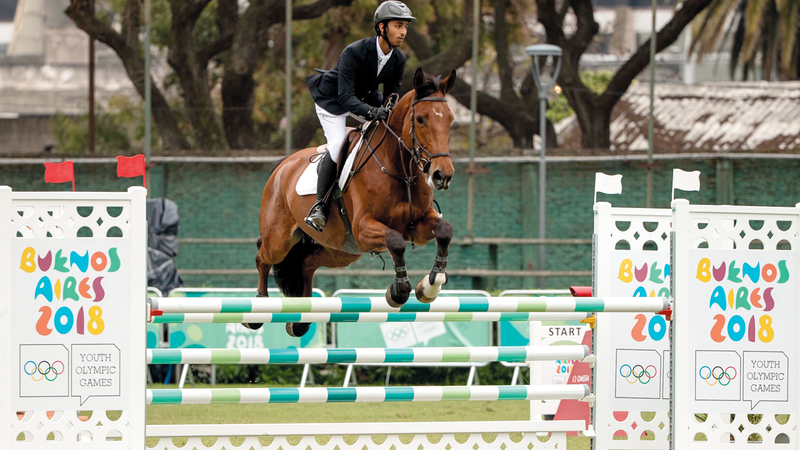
[374,1,415,32]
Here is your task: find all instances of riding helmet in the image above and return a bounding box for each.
[374,1,415,33]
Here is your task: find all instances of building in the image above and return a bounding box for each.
[558,81,800,152]
[0,0,140,154]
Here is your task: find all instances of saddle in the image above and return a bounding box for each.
[311,95,397,255]
[314,125,365,181]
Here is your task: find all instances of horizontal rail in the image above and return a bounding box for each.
[146,385,591,405]
[177,268,593,277]
[149,296,667,314]
[146,346,591,365]
[150,311,592,324]
[146,419,587,437]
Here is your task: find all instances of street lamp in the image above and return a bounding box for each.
[525,44,562,288]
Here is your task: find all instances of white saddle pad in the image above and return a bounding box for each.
[295,134,364,196]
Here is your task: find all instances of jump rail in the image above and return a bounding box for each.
[146,385,592,405]
[149,295,669,314]
[144,295,667,449]
[150,311,593,324]
[147,345,593,365]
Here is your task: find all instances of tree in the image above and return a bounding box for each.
[66,0,353,150]
[690,0,799,81]
[398,0,557,148]
[536,0,715,149]
[66,0,190,150]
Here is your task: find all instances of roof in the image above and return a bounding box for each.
[557,81,800,152]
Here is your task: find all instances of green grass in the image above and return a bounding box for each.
[147,383,591,449]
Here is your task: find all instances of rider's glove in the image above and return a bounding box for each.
[368,106,390,121]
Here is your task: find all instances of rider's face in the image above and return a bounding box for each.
[382,20,409,47]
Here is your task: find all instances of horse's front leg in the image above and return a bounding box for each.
[412,210,452,303]
[356,216,412,307]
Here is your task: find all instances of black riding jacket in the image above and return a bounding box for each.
[306,36,406,118]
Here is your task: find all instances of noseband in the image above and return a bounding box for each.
[409,96,451,173]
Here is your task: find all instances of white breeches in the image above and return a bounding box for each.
[315,103,348,163]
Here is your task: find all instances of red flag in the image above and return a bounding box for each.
[44,161,75,191]
[116,154,146,187]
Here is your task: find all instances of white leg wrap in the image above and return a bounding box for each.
[422,272,447,298]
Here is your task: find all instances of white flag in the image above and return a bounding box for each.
[672,169,701,192]
[594,173,622,202]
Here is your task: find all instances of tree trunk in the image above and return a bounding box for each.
[537,0,713,149]
[583,108,612,149]
[448,79,557,149]
[221,0,355,150]
[168,0,229,150]
[65,0,190,150]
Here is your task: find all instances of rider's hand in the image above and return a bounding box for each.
[368,106,390,121]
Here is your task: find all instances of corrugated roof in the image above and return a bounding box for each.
[558,81,800,152]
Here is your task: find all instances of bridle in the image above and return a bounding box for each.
[407,96,451,173]
[344,93,451,234]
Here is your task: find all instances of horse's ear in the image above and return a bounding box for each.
[413,68,426,90]
[439,70,456,95]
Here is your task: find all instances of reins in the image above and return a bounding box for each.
[343,94,451,239]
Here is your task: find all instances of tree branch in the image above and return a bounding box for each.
[294,0,355,21]
[402,0,474,90]
[197,32,234,66]
[493,0,518,105]
[567,0,598,58]
[65,0,190,150]
[599,0,714,110]
[405,27,434,60]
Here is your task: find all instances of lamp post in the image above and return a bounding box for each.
[525,44,562,288]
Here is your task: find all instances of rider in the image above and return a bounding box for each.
[304,0,414,233]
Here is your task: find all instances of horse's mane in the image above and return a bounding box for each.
[413,73,442,99]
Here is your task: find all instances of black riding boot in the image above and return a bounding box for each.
[305,151,338,232]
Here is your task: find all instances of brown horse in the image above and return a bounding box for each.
[254,68,456,337]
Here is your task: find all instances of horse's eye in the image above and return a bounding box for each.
[416,116,424,124]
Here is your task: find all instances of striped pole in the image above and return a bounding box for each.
[151,311,592,324]
[147,345,591,365]
[146,385,590,405]
[149,296,668,314]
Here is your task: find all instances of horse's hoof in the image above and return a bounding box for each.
[385,283,410,308]
[415,279,436,303]
[286,322,310,337]
[242,323,264,330]
[416,272,446,303]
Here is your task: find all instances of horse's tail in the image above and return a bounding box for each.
[272,236,319,297]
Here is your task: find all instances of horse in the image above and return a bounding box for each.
[253,68,456,337]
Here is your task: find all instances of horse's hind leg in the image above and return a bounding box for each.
[256,237,272,297]
[244,237,272,330]
[412,211,452,303]
[285,267,315,337]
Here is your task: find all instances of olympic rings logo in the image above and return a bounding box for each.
[23,360,64,382]
[699,365,737,386]
[385,328,409,341]
[619,364,657,384]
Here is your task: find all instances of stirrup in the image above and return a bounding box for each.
[305,202,327,233]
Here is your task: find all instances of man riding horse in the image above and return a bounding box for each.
[304,1,414,233]
[253,1,456,337]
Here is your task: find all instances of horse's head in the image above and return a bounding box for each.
[401,68,457,190]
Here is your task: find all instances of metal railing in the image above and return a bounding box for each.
[176,237,593,278]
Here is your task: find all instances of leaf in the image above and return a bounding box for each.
[741,0,768,61]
